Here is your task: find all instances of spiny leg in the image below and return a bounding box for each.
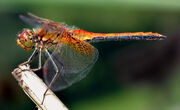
[31,48,42,71]
[19,47,42,73]
[41,48,64,105]
[19,48,39,66]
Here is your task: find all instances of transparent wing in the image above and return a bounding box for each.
[20,12,49,26]
[43,41,98,91]
[20,13,69,32]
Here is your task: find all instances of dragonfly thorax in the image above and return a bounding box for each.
[17,29,34,50]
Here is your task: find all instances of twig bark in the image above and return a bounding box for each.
[12,65,68,110]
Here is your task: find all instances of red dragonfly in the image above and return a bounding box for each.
[17,13,166,92]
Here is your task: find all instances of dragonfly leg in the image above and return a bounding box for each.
[19,48,39,66]
[19,47,42,72]
[41,48,64,105]
[30,48,42,71]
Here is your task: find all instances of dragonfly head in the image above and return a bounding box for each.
[17,29,34,50]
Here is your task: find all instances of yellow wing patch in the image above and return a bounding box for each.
[70,38,94,56]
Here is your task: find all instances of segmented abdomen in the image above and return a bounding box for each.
[72,29,166,42]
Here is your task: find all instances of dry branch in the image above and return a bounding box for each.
[12,65,68,110]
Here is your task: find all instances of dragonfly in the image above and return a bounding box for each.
[17,13,166,99]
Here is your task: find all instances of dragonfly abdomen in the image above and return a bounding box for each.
[85,32,166,42]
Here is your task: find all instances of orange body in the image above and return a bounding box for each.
[16,13,167,91]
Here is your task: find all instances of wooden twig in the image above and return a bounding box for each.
[12,65,68,110]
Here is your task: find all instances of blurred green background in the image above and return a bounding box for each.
[0,0,180,110]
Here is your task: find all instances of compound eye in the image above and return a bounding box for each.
[17,29,34,50]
